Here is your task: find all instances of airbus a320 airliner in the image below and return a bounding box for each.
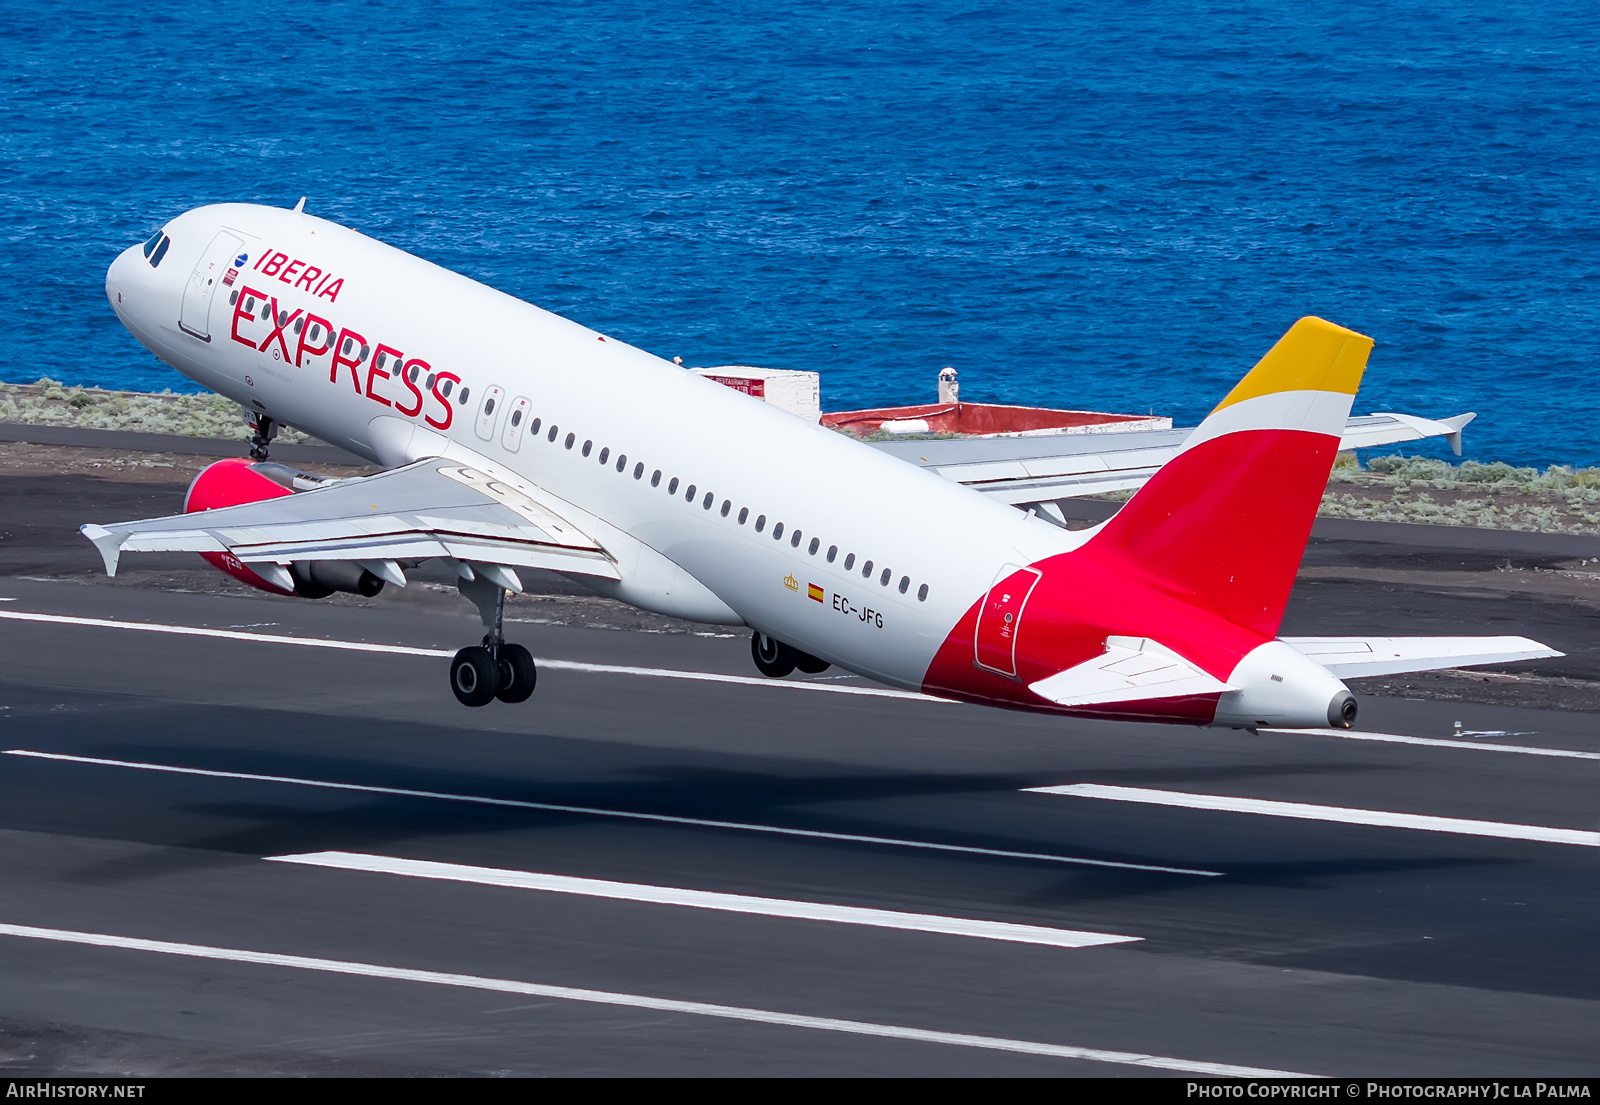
[90,202,1559,725]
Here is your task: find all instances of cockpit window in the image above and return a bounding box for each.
[142,230,163,258]
[149,236,171,268]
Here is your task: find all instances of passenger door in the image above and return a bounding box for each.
[179,231,245,342]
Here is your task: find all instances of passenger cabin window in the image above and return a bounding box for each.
[772,522,784,540]
[598,447,608,464]
[651,470,662,487]
[529,417,541,435]
[843,553,855,570]
[703,493,714,509]
[685,484,697,501]
[634,463,644,479]
[808,538,820,555]
[565,433,575,449]
[790,530,803,547]
[582,440,592,457]
[459,387,470,405]
[827,545,837,562]
[880,568,891,586]
[720,500,731,517]
[862,560,873,577]
[616,454,627,472]
[548,425,559,442]
[668,477,679,494]
[898,576,910,594]
[755,515,766,532]
[917,584,929,601]
[738,508,748,524]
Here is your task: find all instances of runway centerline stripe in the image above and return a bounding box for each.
[0,923,1305,1076]
[269,851,1138,948]
[0,609,940,702]
[1,751,1220,876]
[1028,784,1600,847]
[1262,727,1600,762]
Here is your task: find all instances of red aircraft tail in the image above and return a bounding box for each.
[1082,317,1373,637]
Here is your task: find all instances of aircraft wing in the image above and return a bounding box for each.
[1282,636,1563,678]
[867,411,1476,508]
[80,458,620,589]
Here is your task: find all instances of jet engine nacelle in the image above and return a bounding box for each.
[184,458,384,599]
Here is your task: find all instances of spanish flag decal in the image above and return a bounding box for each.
[807,583,825,603]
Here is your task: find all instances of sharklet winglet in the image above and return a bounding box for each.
[79,524,128,578]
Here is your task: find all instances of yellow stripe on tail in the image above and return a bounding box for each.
[1211,317,1373,414]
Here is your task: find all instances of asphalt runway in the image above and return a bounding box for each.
[0,447,1597,1075]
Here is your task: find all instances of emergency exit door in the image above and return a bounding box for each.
[974,563,1042,678]
[179,231,245,341]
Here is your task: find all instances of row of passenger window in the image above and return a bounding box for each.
[525,413,931,603]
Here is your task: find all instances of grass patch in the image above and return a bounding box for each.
[0,379,310,443]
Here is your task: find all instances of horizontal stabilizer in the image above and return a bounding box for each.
[1282,636,1563,679]
[1030,636,1234,707]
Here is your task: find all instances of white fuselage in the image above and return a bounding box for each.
[107,204,1080,691]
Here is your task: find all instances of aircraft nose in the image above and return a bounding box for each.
[106,244,143,316]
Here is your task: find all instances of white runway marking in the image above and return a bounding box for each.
[2,751,1220,876]
[0,922,1308,1075]
[0,609,939,702]
[1028,784,1600,847]
[1263,727,1600,762]
[5,611,1598,759]
[269,851,1139,948]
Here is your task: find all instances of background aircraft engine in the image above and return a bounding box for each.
[182,458,383,598]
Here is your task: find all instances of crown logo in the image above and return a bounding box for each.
[783,573,799,592]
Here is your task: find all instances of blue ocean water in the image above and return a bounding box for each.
[2,1,1596,467]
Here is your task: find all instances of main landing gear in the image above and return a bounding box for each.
[245,410,279,461]
[750,631,830,678]
[451,571,537,707]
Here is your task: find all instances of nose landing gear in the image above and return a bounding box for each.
[451,569,538,707]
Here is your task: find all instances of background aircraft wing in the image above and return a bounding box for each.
[1282,635,1562,678]
[867,411,1475,509]
[80,458,620,587]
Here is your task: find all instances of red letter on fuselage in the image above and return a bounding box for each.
[318,278,343,303]
[365,344,403,408]
[294,266,321,291]
[280,259,304,285]
[293,313,334,367]
[425,371,459,431]
[395,358,428,417]
[260,252,288,277]
[329,328,367,392]
[257,297,303,361]
[231,285,270,348]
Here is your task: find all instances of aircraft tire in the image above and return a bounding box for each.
[496,643,538,704]
[794,651,831,674]
[751,632,797,678]
[450,646,499,707]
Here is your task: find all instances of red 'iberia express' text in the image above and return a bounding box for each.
[228,266,459,430]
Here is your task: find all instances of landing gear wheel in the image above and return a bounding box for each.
[751,632,797,678]
[496,643,537,703]
[794,650,830,675]
[450,646,498,707]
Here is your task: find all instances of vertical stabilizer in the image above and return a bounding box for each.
[1084,317,1373,637]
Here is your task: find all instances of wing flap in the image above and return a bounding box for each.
[1030,636,1235,706]
[81,458,622,582]
[1282,635,1563,678]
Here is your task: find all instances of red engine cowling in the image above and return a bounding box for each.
[185,459,384,599]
